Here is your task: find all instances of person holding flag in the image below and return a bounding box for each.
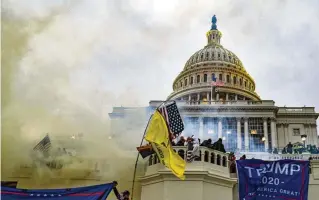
[144,108,186,180]
[132,101,186,199]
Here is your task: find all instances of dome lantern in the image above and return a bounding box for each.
[206,15,222,46]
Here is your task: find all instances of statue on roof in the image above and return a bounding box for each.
[211,15,217,30]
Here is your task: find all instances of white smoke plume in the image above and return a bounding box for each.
[1,1,149,198]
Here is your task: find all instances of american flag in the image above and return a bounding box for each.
[158,101,184,136]
[211,75,224,86]
[33,135,51,152]
[211,80,224,86]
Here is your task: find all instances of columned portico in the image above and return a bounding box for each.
[183,115,286,152]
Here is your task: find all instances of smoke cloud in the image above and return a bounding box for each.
[1,1,149,198]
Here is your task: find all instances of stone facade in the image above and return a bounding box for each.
[109,101,318,153]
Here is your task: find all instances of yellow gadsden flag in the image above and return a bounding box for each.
[144,110,186,180]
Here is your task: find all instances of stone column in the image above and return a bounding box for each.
[244,117,249,151]
[218,118,222,139]
[216,93,220,101]
[306,124,311,145]
[206,92,209,103]
[312,125,318,147]
[235,94,238,101]
[226,93,229,101]
[197,93,200,105]
[188,94,191,104]
[237,118,242,151]
[199,117,204,140]
[271,118,278,149]
[263,118,269,151]
[284,124,289,144]
[210,86,213,101]
[281,124,285,144]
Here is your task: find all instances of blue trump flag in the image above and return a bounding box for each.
[236,159,309,200]
[1,182,114,200]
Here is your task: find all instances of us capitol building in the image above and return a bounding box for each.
[109,16,318,153]
[108,16,319,200]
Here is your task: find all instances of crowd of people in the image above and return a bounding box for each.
[172,136,226,153]
[170,136,318,173]
[281,142,319,154]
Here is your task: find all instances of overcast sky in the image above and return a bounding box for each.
[3,0,319,114]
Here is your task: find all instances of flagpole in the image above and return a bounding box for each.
[130,102,166,200]
[211,84,213,102]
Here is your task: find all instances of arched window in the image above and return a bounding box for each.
[211,153,215,164]
[180,81,183,87]
[222,156,227,167]
[190,77,194,84]
[219,74,223,81]
[233,77,237,85]
[239,78,242,86]
[204,151,209,162]
[249,83,251,90]
[184,79,188,86]
[212,73,216,81]
[204,74,207,82]
[244,81,247,88]
[206,52,209,59]
[217,155,221,165]
[200,53,204,60]
[196,75,200,83]
[226,75,230,83]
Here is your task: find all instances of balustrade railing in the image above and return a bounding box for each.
[148,146,230,168]
[174,100,274,106]
[149,100,275,108]
[147,147,318,177]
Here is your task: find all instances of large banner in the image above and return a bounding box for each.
[1,182,114,200]
[236,159,309,200]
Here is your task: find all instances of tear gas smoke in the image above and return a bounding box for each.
[1,1,146,199]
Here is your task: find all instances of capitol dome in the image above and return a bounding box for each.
[167,15,260,102]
